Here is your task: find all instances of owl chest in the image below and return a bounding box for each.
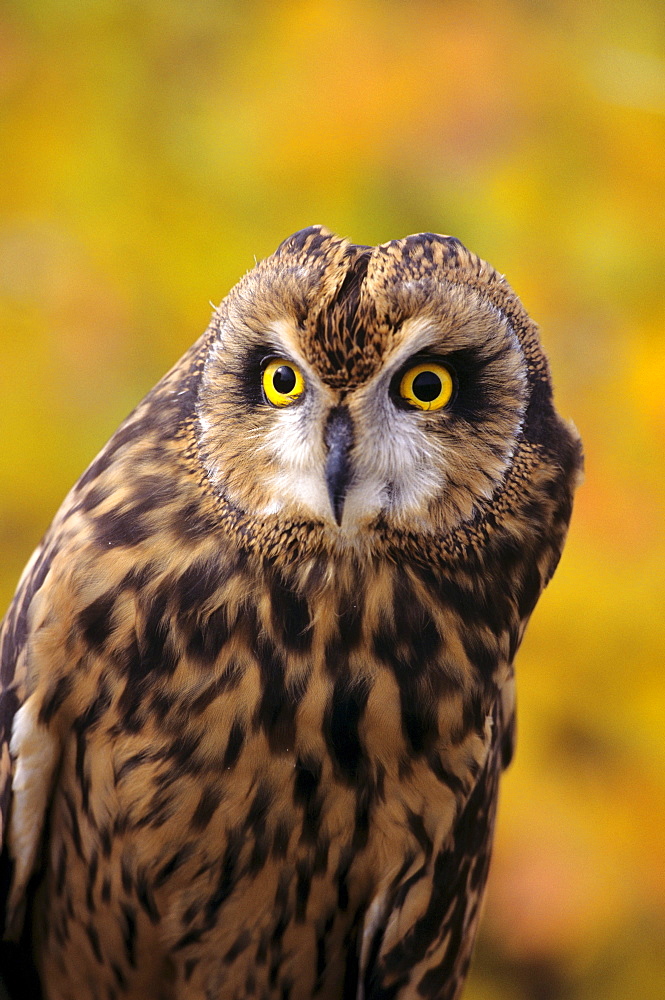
[33,560,491,997]
[41,713,469,1000]
[36,622,482,999]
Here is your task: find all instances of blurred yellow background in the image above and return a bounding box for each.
[1,1,663,997]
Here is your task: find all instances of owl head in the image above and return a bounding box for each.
[194,226,581,565]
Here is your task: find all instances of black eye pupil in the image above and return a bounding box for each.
[273,365,297,394]
[412,370,442,402]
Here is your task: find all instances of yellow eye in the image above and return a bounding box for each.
[262,359,305,407]
[399,362,454,411]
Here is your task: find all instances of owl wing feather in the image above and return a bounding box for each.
[361,700,504,1000]
[0,327,213,941]
[0,534,59,877]
[0,535,62,998]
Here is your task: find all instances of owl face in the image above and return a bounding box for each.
[197,228,537,548]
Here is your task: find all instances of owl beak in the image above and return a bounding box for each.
[324,406,354,526]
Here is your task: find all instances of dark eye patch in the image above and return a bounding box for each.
[390,347,505,423]
[443,347,510,425]
[217,343,286,409]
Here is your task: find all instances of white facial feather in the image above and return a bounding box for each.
[261,368,448,531]
[262,400,330,518]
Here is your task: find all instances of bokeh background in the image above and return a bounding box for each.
[1,1,663,997]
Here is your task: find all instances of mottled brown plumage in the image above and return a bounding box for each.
[0,226,582,999]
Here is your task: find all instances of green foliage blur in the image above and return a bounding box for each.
[1,2,663,997]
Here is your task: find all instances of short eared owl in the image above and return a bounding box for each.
[0,226,582,999]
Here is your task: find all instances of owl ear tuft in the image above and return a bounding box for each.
[275,225,337,259]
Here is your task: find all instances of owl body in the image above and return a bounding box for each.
[0,228,582,999]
